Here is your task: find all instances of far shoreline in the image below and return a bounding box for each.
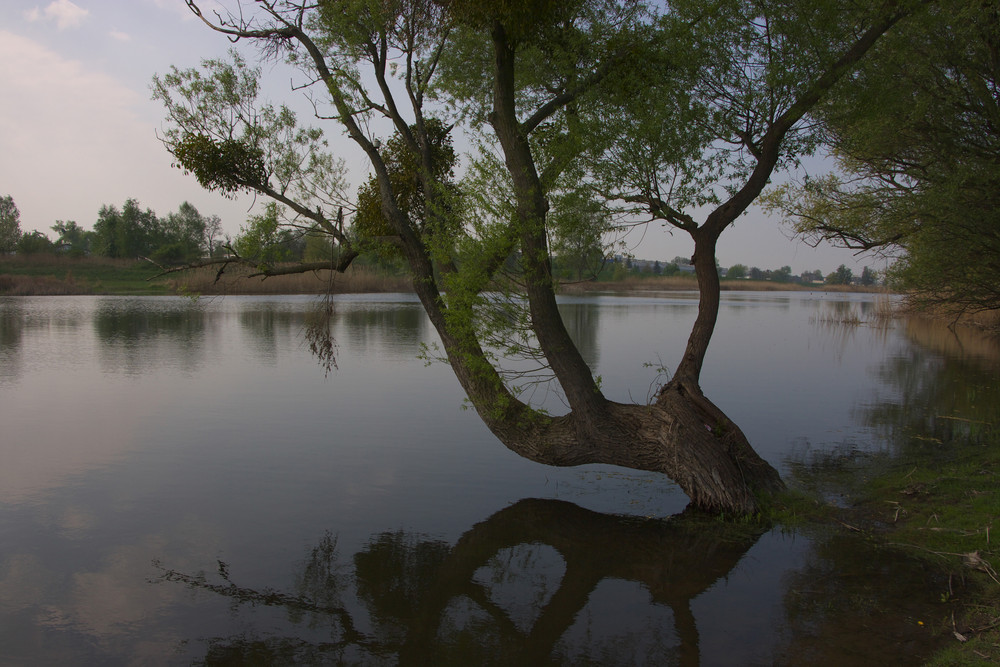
[1,253,887,298]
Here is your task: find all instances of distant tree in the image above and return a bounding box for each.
[233,202,305,267]
[549,190,609,282]
[156,201,209,265]
[800,269,824,284]
[860,266,878,287]
[727,264,747,280]
[51,220,92,256]
[16,230,54,254]
[610,260,628,281]
[826,264,853,285]
[652,260,662,275]
[203,214,223,256]
[772,266,792,283]
[93,199,160,259]
[0,195,22,252]
[304,227,335,262]
[749,267,765,281]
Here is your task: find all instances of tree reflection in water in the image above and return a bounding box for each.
[154,499,765,665]
[775,318,1000,664]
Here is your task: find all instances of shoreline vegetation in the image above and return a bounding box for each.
[6,254,998,331]
[765,439,1000,665]
[765,317,1000,664]
[0,253,883,296]
[4,255,997,333]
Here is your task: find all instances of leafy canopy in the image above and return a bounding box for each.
[763,0,999,312]
[0,195,22,253]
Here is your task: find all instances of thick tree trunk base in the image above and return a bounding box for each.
[643,380,785,514]
[487,382,785,516]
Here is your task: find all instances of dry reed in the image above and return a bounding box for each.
[903,317,1000,368]
[809,292,899,327]
[903,302,1000,332]
[0,273,88,296]
[168,264,413,295]
[558,276,885,294]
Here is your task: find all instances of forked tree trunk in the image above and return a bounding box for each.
[473,382,784,515]
[453,20,786,515]
[182,0,908,517]
[422,226,784,514]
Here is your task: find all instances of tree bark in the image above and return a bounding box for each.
[447,19,786,515]
[488,23,608,423]
[466,391,782,515]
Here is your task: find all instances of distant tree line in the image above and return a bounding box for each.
[727,263,879,286]
[552,247,881,287]
[3,192,880,287]
[0,193,423,278]
[0,195,227,264]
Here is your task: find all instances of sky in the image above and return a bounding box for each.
[0,0,883,275]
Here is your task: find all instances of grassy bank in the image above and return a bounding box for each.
[770,420,1000,663]
[0,254,412,296]
[0,254,171,295]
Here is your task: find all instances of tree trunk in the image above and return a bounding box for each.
[470,385,783,515]
[423,19,788,517]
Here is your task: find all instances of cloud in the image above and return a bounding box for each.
[148,0,204,21]
[24,0,89,30]
[0,31,148,227]
[0,29,252,238]
[109,29,132,42]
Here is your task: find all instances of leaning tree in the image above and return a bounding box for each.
[156,0,922,514]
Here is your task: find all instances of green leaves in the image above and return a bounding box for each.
[153,50,347,213]
[233,202,298,269]
[0,195,22,253]
[768,0,1000,312]
[352,117,458,246]
[173,133,268,198]
[445,0,587,43]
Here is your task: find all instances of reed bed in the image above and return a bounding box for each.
[168,264,413,295]
[0,273,88,296]
[558,276,885,294]
[810,293,899,327]
[903,316,1000,368]
[904,302,1000,332]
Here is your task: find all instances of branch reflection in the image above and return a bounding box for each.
[155,499,765,665]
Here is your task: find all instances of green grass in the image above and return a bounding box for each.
[766,441,1000,665]
[863,450,1000,665]
[863,453,999,563]
[0,254,171,295]
[1,253,416,296]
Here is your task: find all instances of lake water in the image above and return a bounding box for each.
[1,292,997,665]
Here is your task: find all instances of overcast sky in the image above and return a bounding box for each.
[0,0,883,274]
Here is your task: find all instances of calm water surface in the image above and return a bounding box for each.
[1,292,997,665]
